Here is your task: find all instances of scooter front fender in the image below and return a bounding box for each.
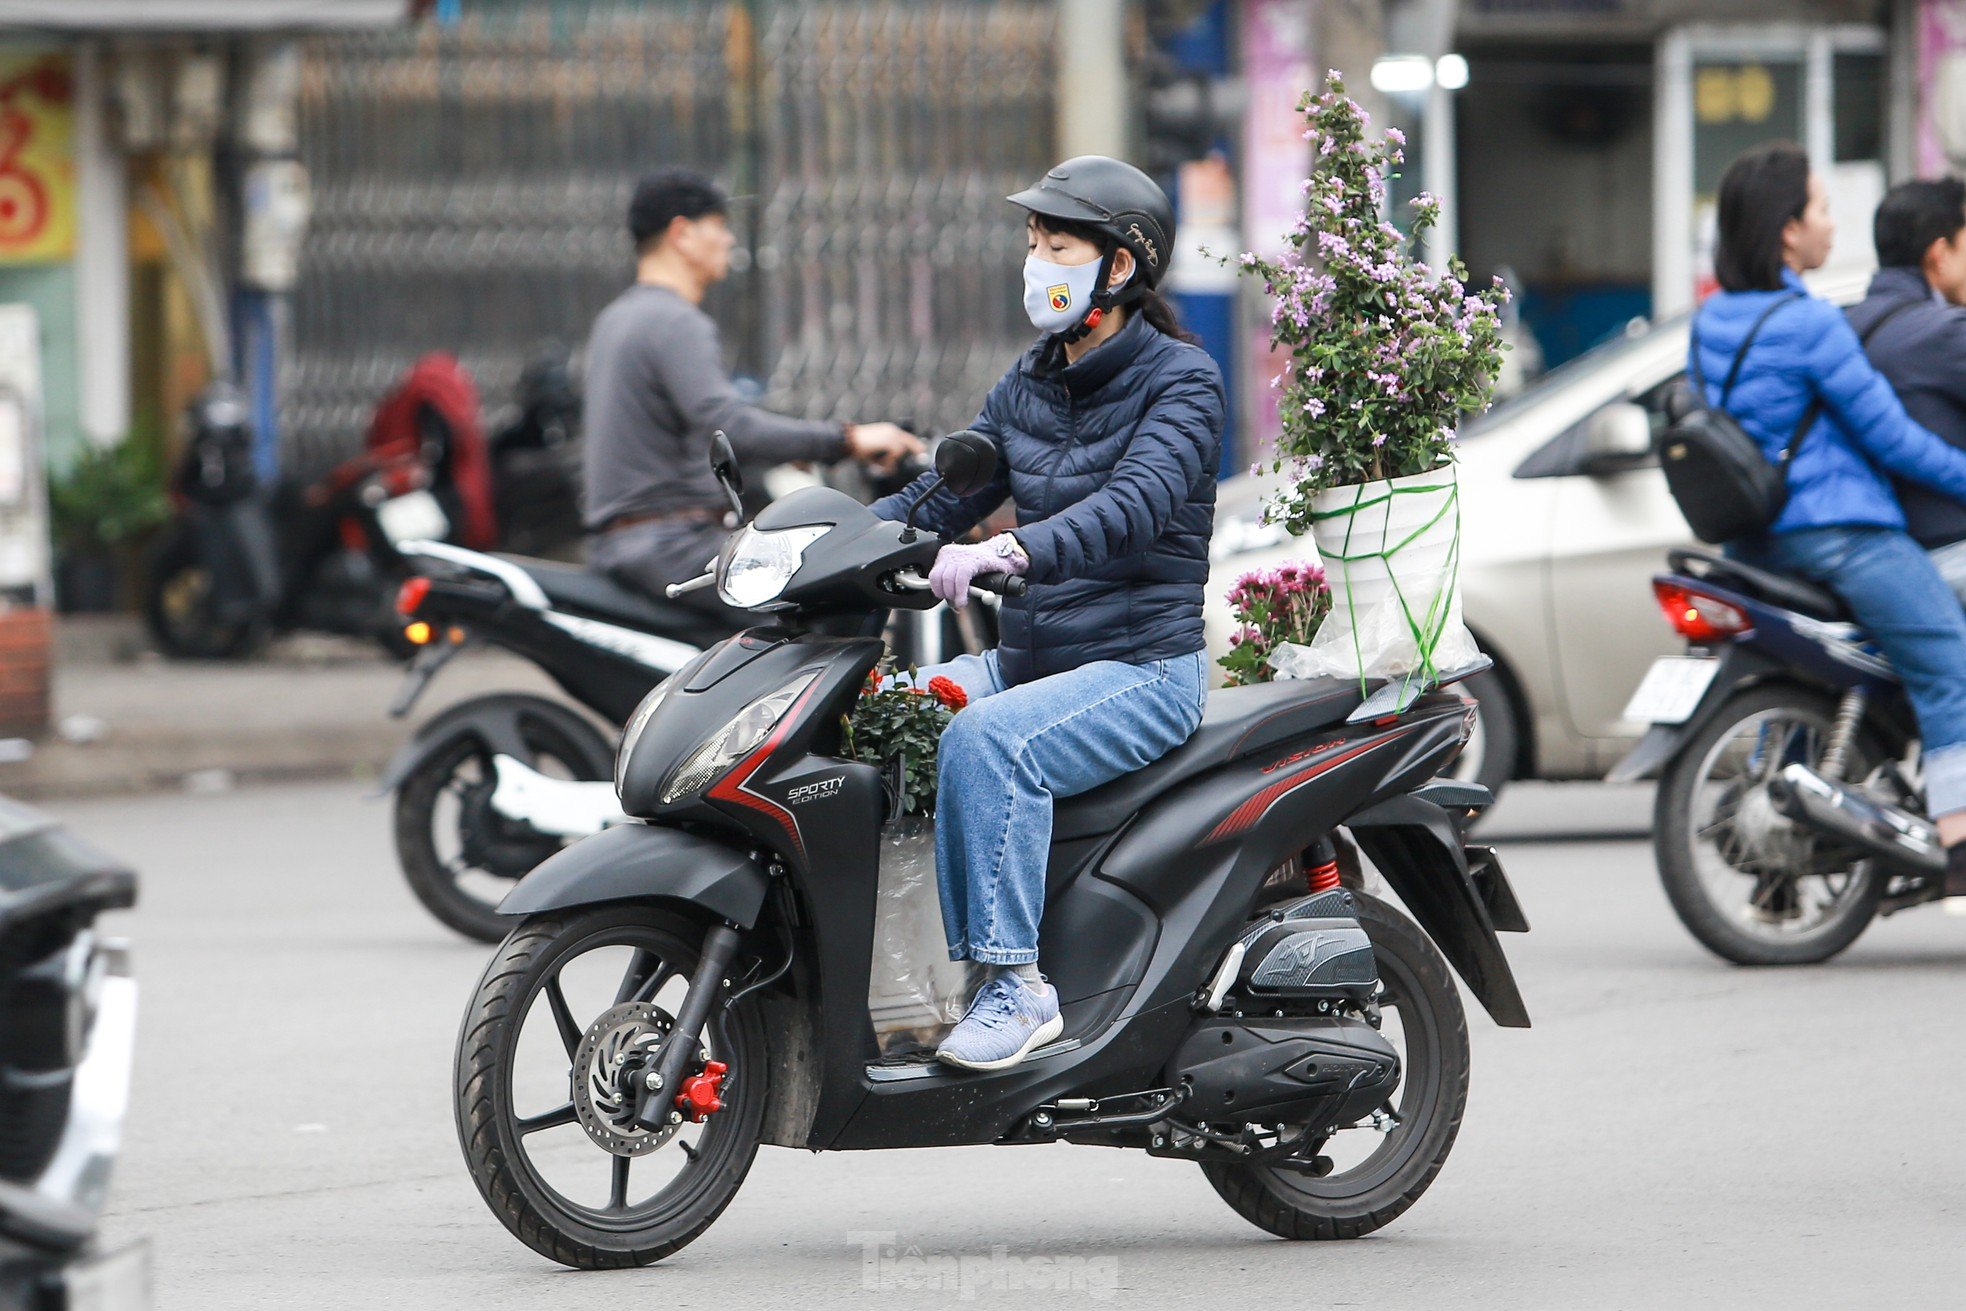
[497,822,770,928]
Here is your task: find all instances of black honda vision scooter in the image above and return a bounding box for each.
[453,433,1530,1270]
[383,456,996,943]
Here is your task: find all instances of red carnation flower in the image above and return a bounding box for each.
[927,676,968,710]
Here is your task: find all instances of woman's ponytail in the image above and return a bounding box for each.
[1135,288,1199,344]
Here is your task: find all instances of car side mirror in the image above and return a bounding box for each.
[933,430,997,498]
[1581,402,1653,474]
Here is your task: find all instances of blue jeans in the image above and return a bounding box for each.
[1928,539,1966,609]
[1738,526,1966,815]
[912,648,1208,964]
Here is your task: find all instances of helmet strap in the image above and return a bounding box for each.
[1053,247,1125,346]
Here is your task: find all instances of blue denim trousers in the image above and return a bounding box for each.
[910,648,1208,964]
[1737,526,1966,815]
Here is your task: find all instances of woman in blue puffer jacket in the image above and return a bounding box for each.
[870,156,1225,1070]
[1699,142,1966,890]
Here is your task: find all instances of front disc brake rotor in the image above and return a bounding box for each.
[571,1001,681,1157]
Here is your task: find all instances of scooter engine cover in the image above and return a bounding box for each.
[1234,889,1378,1005]
[1171,1016,1399,1126]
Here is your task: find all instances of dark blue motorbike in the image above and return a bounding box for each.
[1610,549,1945,965]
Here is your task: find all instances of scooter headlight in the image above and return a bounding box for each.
[614,673,679,798]
[718,524,828,610]
[660,671,820,804]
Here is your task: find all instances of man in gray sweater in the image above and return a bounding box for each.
[584,168,921,621]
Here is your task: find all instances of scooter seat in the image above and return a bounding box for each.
[1667,549,1851,622]
[1052,677,1367,841]
[500,556,728,640]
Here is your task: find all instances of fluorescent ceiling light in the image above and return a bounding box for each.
[1370,55,1434,95]
[1437,54,1470,90]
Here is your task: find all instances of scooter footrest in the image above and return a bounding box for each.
[865,1037,1082,1082]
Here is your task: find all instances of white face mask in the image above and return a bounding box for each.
[1022,253,1121,333]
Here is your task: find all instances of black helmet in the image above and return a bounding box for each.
[1008,155,1175,297]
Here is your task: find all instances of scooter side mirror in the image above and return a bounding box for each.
[708,430,745,519]
[934,430,996,498]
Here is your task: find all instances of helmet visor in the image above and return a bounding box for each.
[1006,182,1115,225]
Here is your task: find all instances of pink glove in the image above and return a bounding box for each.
[928,535,1028,610]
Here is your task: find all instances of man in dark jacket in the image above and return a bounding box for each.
[1850,177,1966,600]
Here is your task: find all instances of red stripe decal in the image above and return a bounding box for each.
[1204,728,1415,844]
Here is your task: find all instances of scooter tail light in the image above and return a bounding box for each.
[1653,580,1750,643]
[395,575,431,617]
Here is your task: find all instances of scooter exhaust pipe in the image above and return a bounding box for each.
[1765,762,1944,875]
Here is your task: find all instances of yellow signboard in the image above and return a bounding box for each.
[0,55,72,264]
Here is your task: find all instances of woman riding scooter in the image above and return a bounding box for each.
[1701,142,1966,893]
[871,156,1225,1070]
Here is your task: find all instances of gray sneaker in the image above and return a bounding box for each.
[935,974,1063,1071]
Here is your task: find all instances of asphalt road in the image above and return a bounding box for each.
[62,779,1966,1309]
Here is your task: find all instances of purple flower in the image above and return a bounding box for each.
[1385,127,1406,147]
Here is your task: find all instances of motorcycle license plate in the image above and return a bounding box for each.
[1621,657,1719,725]
[377,490,449,545]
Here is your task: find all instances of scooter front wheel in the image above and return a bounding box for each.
[455,905,768,1269]
[141,530,267,660]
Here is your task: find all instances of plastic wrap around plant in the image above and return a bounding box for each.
[868,819,981,1055]
[1268,467,1477,691]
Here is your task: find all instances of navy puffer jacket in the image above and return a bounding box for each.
[873,310,1225,686]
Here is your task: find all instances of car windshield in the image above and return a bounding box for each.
[1460,310,1691,438]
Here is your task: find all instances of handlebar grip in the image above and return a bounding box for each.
[974,574,1027,597]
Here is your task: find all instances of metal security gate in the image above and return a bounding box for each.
[286,0,1055,481]
[755,4,1056,430]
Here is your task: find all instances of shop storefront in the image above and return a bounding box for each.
[0,1,409,732]
[1449,0,1898,363]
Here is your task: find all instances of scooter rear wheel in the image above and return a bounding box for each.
[1202,891,1470,1240]
[1656,686,1883,966]
[394,704,612,941]
[455,905,767,1269]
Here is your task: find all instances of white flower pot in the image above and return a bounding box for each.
[1269,465,1478,683]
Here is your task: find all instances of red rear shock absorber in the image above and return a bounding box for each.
[1304,837,1341,893]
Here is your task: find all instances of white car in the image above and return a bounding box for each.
[1207,271,1871,793]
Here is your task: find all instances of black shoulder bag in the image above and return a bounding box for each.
[1660,293,1920,545]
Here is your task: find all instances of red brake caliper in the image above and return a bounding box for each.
[674,1061,728,1123]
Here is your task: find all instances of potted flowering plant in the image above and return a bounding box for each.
[1236,71,1506,690]
[1219,561,1332,687]
[840,661,969,818]
[840,661,977,1052]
